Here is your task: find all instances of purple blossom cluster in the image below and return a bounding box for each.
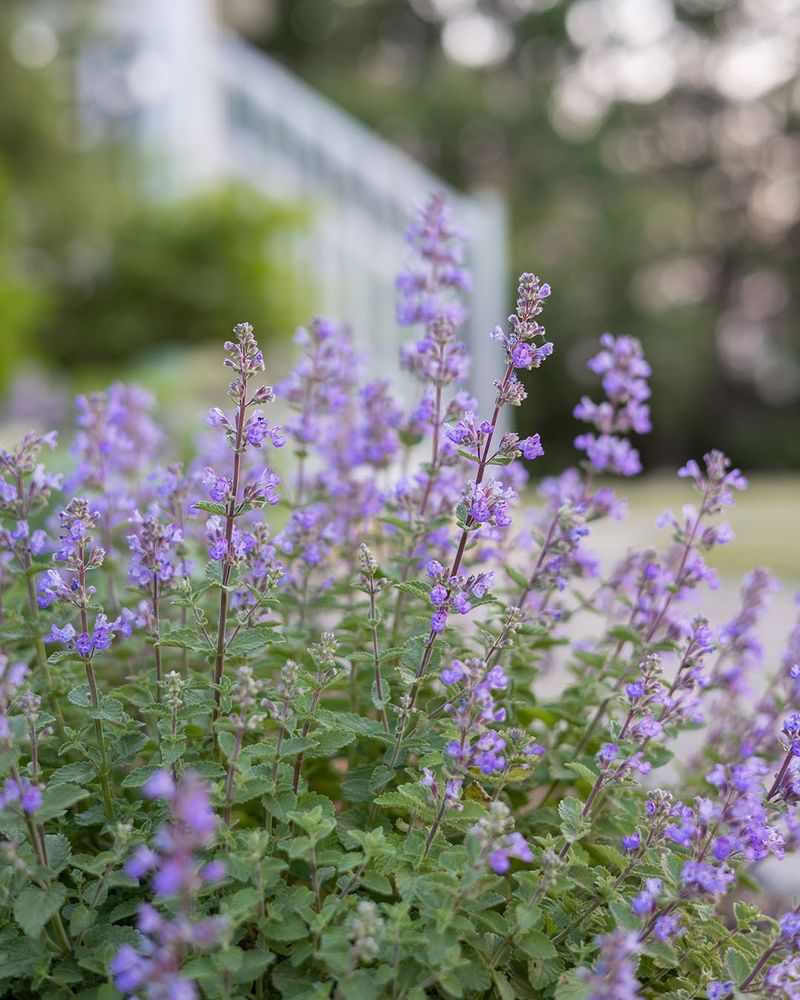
[0,658,43,814]
[128,514,183,590]
[579,929,642,1000]
[421,656,543,819]
[0,775,42,814]
[69,385,162,536]
[574,334,651,477]
[396,192,470,330]
[469,800,534,874]
[113,772,226,1000]
[425,559,494,633]
[201,323,283,569]
[45,612,131,658]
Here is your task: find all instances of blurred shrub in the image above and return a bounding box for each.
[0,1,303,381]
[37,184,303,368]
[0,167,51,379]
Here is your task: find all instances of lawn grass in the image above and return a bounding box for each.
[589,474,800,580]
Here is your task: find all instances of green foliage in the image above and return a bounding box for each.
[39,184,303,369]
[0,2,303,384]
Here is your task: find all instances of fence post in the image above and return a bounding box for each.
[97,0,226,193]
[466,189,510,434]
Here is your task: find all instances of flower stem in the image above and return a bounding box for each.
[23,562,65,738]
[84,657,114,822]
[213,388,248,710]
[223,727,244,825]
[368,581,390,732]
[152,577,162,703]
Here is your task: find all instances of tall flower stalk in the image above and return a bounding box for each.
[387,272,551,768]
[203,323,283,708]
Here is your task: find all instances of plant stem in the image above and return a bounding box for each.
[78,559,114,821]
[17,790,70,954]
[23,561,65,738]
[213,387,248,709]
[309,844,322,912]
[740,942,779,991]
[368,581,390,732]
[419,794,449,868]
[292,687,322,794]
[84,657,114,821]
[223,727,244,825]
[152,577,162,703]
[766,749,793,800]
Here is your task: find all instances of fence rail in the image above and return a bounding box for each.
[90,0,509,415]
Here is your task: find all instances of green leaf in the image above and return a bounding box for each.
[221,887,263,921]
[49,761,97,786]
[492,971,515,1000]
[193,500,228,516]
[227,624,284,657]
[89,696,128,724]
[528,956,566,989]
[518,930,557,960]
[608,900,640,932]
[558,796,587,841]
[725,947,751,984]
[505,565,531,590]
[44,834,72,874]
[554,971,591,1000]
[121,765,160,788]
[563,761,598,786]
[608,625,644,645]
[14,883,67,939]
[394,580,431,601]
[67,684,92,708]
[37,783,90,822]
[157,624,212,653]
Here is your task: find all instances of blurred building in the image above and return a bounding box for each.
[80,0,508,416]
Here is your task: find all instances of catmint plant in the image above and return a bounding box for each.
[2,194,800,1000]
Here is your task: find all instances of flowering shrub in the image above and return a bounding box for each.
[1,194,799,1000]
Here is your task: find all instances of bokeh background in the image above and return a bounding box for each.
[0,0,798,648]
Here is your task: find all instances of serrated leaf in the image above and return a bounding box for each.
[49,761,97,786]
[67,684,92,708]
[608,625,644,645]
[227,624,284,657]
[89,696,128,724]
[492,971,515,1000]
[14,883,67,939]
[608,899,640,931]
[554,971,591,1000]
[528,955,566,989]
[44,834,72,874]
[221,887,262,920]
[725,947,751,984]
[564,761,598,785]
[37,783,90,822]
[519,930,557,960]
[192,500,228,516]
[121,765,160,788]
[394,580,431,602]
[558,796,587,841]
[157,624,212,653]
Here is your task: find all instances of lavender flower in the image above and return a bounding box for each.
[579,929,643,1000]
[128,514,183,591]
[574,334,651,477]
[396,193,470,330]
[469,801,533,874]
[114,772,226,999]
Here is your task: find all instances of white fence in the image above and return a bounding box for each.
[84,0,509,416]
